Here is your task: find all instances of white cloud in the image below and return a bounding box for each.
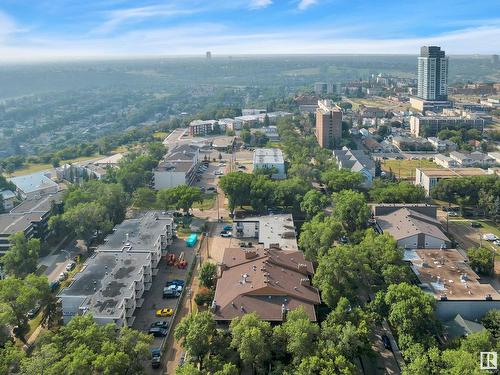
[297,0,318,10]
[92,4,198,34]
[1,21,500,62]
[249,0,273,10]
[0,10,22,40]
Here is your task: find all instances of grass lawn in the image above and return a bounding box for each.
[153,131,169,140]
[381,159,440,179]
[6,155,103,177]
[193,194,216,210]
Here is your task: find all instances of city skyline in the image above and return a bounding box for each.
[0,0,499,61]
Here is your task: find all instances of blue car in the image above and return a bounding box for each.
[223,225,232,231]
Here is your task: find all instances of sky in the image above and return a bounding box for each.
[0,0,499,61]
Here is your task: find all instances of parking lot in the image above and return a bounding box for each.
[132,238,196,372]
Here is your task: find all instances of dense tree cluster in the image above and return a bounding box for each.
[219,172,310,213]
[369,180,427,203]
[175,307,372,375]
[431,175,500,220]
[0,315,152,375]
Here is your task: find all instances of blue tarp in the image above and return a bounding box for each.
[185,233,198,247]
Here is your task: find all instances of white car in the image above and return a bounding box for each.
[58,272,68,282]
[482,233,499,241]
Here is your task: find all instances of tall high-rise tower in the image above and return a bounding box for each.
[417,46,448,101]
[316,100,342,149]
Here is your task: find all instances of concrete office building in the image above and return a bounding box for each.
[417,46,448,101]
[316,100,342,148]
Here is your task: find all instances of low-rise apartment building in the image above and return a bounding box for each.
[188,120,219,137]
[427,137,457,152]
[253,148,286,179]
[9,172,59,199]
[373,204,451,249]
[233,214,298,251]
[0,192,63,255]
[333,148,375,188]
[59,211,173,326]
[434,154,458,168]
[154,144,200,189]
[415,168,487,195]
[404,247,500,321]
[410,115,485,137]
[449,151,496,168]
[213,246,321,323]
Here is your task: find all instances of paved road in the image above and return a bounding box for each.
[38,238,84,282]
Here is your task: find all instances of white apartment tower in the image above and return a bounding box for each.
[417,46,448,101]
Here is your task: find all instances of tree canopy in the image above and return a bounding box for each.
[332,190,370,232]
[369,180,426,203]
[1,232,40,278]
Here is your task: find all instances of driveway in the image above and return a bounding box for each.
[132,239,196,374]
[39,238,85,282]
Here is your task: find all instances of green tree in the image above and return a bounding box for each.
[0,341,25,374]
[18,314,152,374]
[175,312,216,369]
[332,190,370,232]
[294,349,356,375]
[300,190,329,219]
[369,180,426,203]
[482,309,500,339]
[468,246,494,275]
[1,232,40,278]
[199,262,217,289]
[219,172,253,211]
[132,187,157,209]
[62,202,113,243]
[230,313,272,373]
[156,185,202,213]
[298,214,343,261]
[147,141,167,161]
[176,363,203,375]
[273,307,320,363]
[249,175,275,213]
[0,275,50,341]
[321,169,364,192]
[373,283,439,350]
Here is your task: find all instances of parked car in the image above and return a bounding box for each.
[27,304,41,319]
[448,211,459,217]
[58,272,68,282]
[168,279,185,287]
[483,233,499,241]
[156,308,174,317]
[494,240,500,246]
[470,221,482,228]
[49,280,60,292]
[207,186,216,191]
[220,230,232,238]
[148,327,168,337]
[164,284,183,294]
[150,321,169,329]
[237,165,246,170]
[151,348,162,369]
[381,334,392,350]
[163,288,180,299]
[65,261,76,272]
[223,225,232,231]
